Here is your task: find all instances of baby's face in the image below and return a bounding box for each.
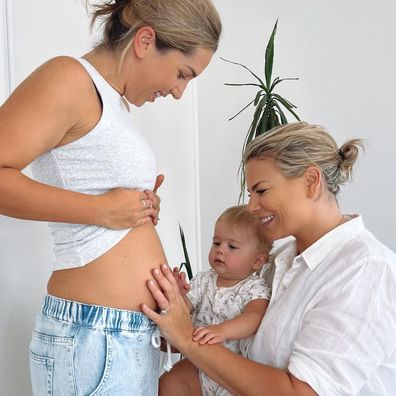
[209,220,265,282]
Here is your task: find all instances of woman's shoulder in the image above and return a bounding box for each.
[340,217,396,269]
[31,56,93,92]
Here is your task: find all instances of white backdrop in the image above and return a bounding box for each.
[198,0,396,263]
[1,0,396,394]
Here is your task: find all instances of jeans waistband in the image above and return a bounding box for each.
[42,294,155,332]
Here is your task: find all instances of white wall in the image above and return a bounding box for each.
[1,0,396,394]
[0,0,201,394]
[198,0,396,265]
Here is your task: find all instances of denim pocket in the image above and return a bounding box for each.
[30,350,54,395]
[30,329,75,396]
[73,327,113,395]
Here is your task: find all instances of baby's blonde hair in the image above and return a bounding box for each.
[217,205,272,254]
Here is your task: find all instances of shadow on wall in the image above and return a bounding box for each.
[0,216,52,394]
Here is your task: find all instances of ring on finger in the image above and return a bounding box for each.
[160,307,169,315]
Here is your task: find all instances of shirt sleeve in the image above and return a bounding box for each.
[288,259,396,395]
[241,276,271,307]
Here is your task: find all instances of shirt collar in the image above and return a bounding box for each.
[299,214,364,271]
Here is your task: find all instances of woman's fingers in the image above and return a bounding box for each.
[147,279,170,309]
[153,264,177,290]
[141,303,161,324]
[140,198,153,209]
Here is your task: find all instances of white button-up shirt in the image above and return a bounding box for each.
[244,215,396,395]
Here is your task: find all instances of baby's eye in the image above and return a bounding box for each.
[229,245,238,250]
[178,72,186,80]
[212,242,220,246]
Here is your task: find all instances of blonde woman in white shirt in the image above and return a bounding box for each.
[142,121,396,396]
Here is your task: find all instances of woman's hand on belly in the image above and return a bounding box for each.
[95,188,156,229]
[48,222,167,311]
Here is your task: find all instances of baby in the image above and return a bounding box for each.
[160,205,272,396]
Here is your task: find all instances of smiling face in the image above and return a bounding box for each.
[125,45,213,107]
[208,219,266,286]
[246,157,311,243]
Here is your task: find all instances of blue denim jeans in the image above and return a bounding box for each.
[30,295,159,395]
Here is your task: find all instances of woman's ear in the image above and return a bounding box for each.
[304,166,322,200]
[132,26,156,59]
[253,253,268,271]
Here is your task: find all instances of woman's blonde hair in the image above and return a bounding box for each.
[217,205,272,254]
[88,0,222,54]
[243,121,364,195]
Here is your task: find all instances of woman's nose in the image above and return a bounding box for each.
[171,82,187,100]
[247,196,259,213]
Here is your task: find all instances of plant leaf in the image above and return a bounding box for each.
[259,103,271,134]
[221,57,266,88]
[224,83,264,88]
[229,99,255,121]
[178,223,193,280]
[273,94,301,120]
[269,107,280,129]
[269,77,299,92]
[265,19,278,89]
[254,90,264,106]
[274,102,288,124]
[272,93,298,109]
[249,97,266,141]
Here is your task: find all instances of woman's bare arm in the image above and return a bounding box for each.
[0,57,154,228]
[142,264,317,396]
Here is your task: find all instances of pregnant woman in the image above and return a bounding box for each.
[0,0,221,394]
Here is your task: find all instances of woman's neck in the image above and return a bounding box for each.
[295,199,345,253]
[83,47,126,95]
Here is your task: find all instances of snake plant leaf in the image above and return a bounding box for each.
[224,83,263,88]
[229,98,255,121]
[221,57,266,88]
[249,96,266,140]
[178,223,193,280]
[254,90,264,106]
[270,77,299,92]
[270,107,280,129]
[274,102,288,124]
[265,19,278,89]
[272,93,298,109]
[259,104,271,134]
[272,94,301,120]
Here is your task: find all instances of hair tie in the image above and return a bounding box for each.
[338,149,345,161]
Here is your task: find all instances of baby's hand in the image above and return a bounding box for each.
[172,267,191,296]
[192,325,226,345]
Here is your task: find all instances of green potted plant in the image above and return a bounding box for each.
[222,20,301,201]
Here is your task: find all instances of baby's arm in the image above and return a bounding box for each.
[193,299,268,345]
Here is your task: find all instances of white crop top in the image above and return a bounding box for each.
[30,58,157,270]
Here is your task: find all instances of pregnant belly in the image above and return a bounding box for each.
[47,222,167,311]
